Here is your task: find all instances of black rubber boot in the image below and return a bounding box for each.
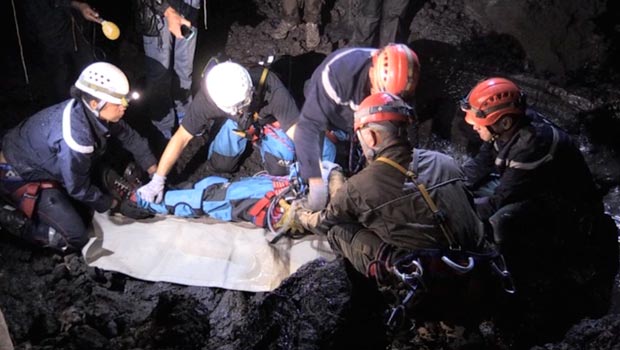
[123,162,145,189]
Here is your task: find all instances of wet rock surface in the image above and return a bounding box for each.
[1,0,620,349]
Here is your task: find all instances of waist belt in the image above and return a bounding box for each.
[12,181,58,218]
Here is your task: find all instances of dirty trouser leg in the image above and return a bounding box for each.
[350,0,382,46]
[207,119,248,173]
[378,0,410,46]
[327,224,384,276]
[34,188,92,252]
[143,16,175,139]
[282,0,300,24]
[302,0,322,24]
[172,22,197,125]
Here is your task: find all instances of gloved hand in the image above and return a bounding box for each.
[327,167,345,198]
[115,199,153,220]
[137,174,166,203]
[306,179,328,211]
[273,199,305,234]
[292,199,318,232]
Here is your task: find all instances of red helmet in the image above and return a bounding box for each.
[354,92,414,131]
[461,77,526,127]
[369,44,420,97]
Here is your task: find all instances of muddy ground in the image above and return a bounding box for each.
[1,0,620,349]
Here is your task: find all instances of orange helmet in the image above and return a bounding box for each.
[354,92,414,131]
[461,77,526,127]
[369,44,420,97]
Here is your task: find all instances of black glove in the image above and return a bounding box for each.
[116,199,153,220]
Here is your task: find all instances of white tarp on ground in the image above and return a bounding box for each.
[82,212,335,292]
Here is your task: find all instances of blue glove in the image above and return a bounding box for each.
[137,174,166,203]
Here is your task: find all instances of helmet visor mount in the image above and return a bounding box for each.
[460,93,487,125]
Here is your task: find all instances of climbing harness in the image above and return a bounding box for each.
[347,133,365,176]
[373,156,516,329]
[0,164,59,219]
[259,166,308,244]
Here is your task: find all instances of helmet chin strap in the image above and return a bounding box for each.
[357,130,376,161]
[81,98,107,118]
[485,125,502,143]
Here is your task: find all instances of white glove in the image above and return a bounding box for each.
[320,160,341,180]
[137,174,166,203]
[306,180,328,211]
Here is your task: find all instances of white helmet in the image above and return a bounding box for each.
[75,62,130,106]
[205,61,253,115]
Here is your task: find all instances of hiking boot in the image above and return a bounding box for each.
[271,20,296,40]
[305,22,320,48]
[0,207,28,237]
[102,168,137,202]
[123,162,145,190]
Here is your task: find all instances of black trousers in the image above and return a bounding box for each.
[0,181,93,252]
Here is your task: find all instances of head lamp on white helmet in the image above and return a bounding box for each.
[75,62,131,107]
[205,61,254,115]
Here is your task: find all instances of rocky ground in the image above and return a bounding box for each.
[1,0,620,349]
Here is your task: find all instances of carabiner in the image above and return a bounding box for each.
[490,255,516,294]
[393,258,424,289]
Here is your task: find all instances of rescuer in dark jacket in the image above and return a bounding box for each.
[138,60,300,204]
[293,44,421,211]
[0,62,156,252]
[460,77,619,342]
[293,93,501,323]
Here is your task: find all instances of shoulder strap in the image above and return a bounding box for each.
[375,156,461,251]
[235,56,275,139]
